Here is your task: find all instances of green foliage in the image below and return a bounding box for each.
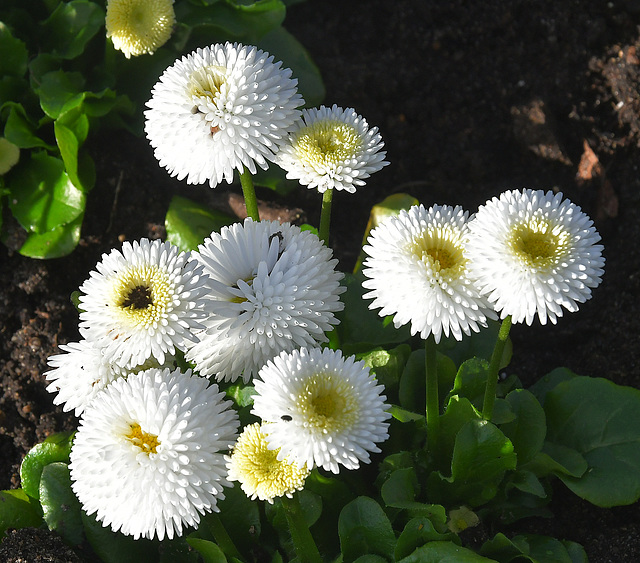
[0,0,325,257]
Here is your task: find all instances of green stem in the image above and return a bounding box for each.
[425,335,440,453]
[281,495,322,563]
[205,513,243,559]
[482,315,513,420]
[240,168,260,221]
[318,188,334,245]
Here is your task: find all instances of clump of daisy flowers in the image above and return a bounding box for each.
[105,0,176,59]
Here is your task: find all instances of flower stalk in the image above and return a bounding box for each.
[205,514,243,560]
[319,187,334,245]
[482,315,512,420]
[281,494,323,563]
[240,168,260,221]
[425,335,440,452]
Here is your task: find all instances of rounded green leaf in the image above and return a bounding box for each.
[396,518,459,560]
[544,376,640,507]
[0,21,28,77]
[0,137,20,175]
[398,540,497,563]
[0,488,43,537]
[501,389,546,466]
[186,538,227,563]
[39,462,83,545]
[165,195,237,253]
[18,212,83,258]
[19,431,75,500]
[3,103,56,150]
[8,151,85,234]
[338,496,396,563]
[40,0,105,60]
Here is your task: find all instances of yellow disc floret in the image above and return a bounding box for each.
[125,422,160,455]
[106,0,175,59]
[296,372,358,432]
[508,218,571,270]
[294,120,362,170]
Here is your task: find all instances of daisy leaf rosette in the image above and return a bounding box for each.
[466,189,605,325]
[252,347,391,474]
[106,0,176,59]
[69,367,239,540]
[226,422,310,504]
[361,204,496,343]
[45,338,175,417]
[78,238,209,370]
[276,104,389,193]
[144,42,304,188]
[186,219,345,382]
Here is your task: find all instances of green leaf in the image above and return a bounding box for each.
[395,518,459,560]
[3,103,55,150]
[259,26,325,107]
[526,442,587,479]
[428,417,517,507]
[338,497,396,563]
[177,0,285,44]
[481,533,587,563]
[544,376,640,507]
[81,511,158,563]
[40,0,105,59]
[0,22,28,77]
[335,272,413,353]
[448,357,490,406]
[0,137,20,174]
[397,541,497,562]
[39,462,84,545]
[529,367,577,407]
[18,212,83,258]
[213,484,261,558]
[0,488,43,537]
[381,467,419,506]
[19,431,74,500]
[359,343,411,397]
[8,151,85,233]
[165,195,237,252]
[35,70,86,119]
[187,538,228,563]
[500,389,546,466]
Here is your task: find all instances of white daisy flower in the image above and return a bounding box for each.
[69,367,239,541]
[106,0,175,59]
[44,338,175,417]
[186,219,345,382]
[252,347,390,474]
[466,189,605,325]
[144,42,303,188]
[78,238,209,370]
[276,104,388,193]
[226,423,310,504]
[361,204,496,343]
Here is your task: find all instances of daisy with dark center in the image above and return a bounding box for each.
[252,347,390,474]
[105,0,176,59]
[69,367,239,540]
[186,219,344,382]
[79,238,209,369]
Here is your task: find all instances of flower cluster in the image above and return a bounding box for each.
[363,189,605,335]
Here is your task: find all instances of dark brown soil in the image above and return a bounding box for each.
[2,0,640,561]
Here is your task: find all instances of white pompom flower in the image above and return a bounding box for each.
[226,423,310,504]
[466,189,605,325]
[186,219,345,382]
[69,367,239,541]
[362,204,496,343]
[252,347,391,474]
[145,42,303,188]
[78,238,209,370]
[45,338,175,417]
[276,104,389,193]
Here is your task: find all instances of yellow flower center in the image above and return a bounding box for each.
[188,65,227,103]
[126,422,160,455]
[111,265,172,327]
[509,219,571,269]
[408,228,466,279]
[229,423,309,502]
[294,120,362,168]
[297,373,358,431]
